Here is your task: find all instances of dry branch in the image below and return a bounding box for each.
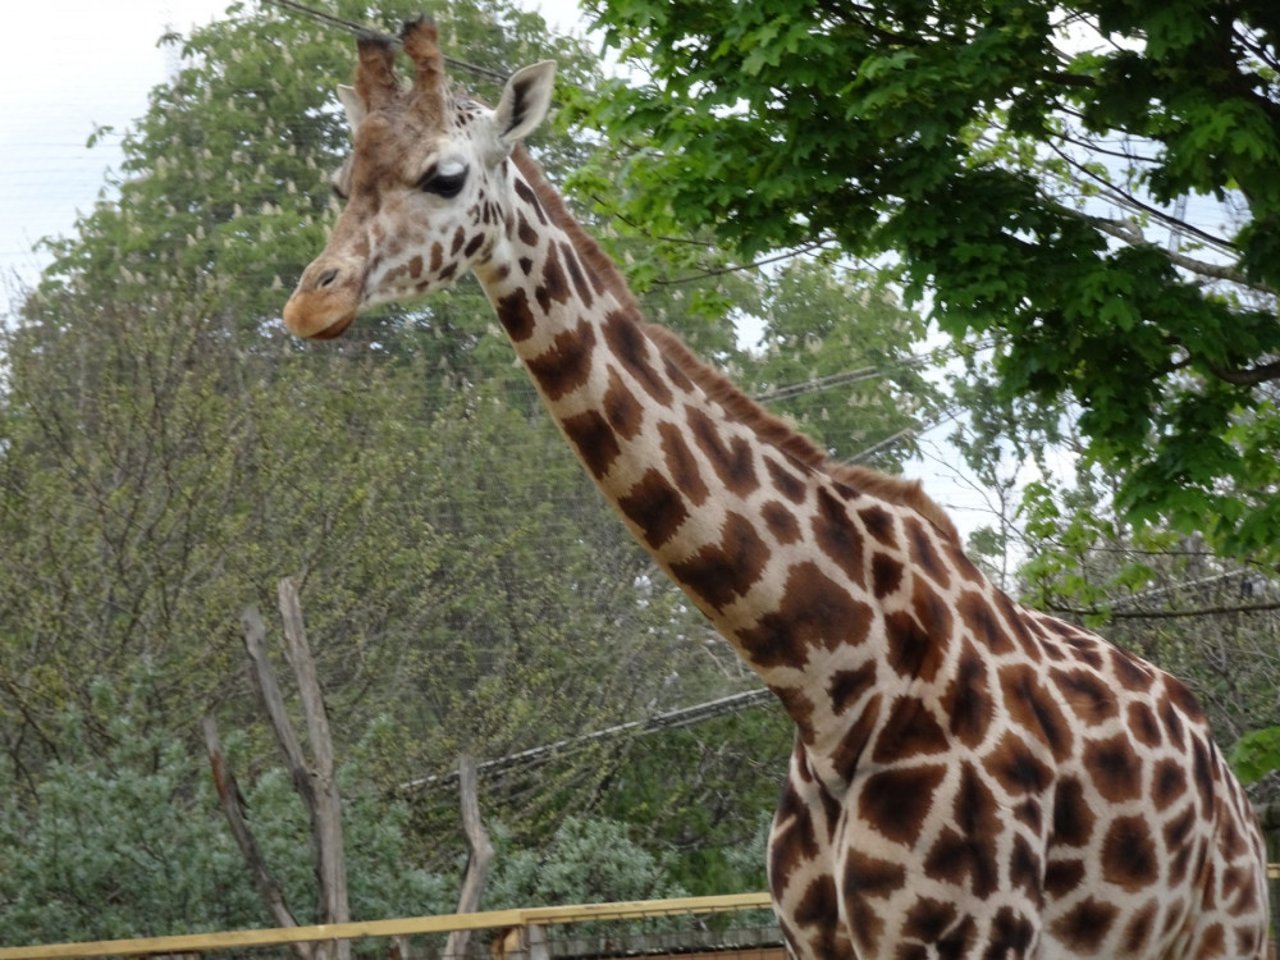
[202,715,307,959]
[444,755,495,959]
[277,577,351,938]
[237,589,351,960]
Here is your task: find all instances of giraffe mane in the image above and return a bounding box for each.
[509,148,959,545]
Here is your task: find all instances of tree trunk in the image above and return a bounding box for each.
[444,755,494,959]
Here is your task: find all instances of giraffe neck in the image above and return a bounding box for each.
[471,150,974,776]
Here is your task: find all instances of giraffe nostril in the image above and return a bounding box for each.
[317,268,339,289]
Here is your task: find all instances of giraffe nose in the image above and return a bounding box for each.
[283,256,363,339]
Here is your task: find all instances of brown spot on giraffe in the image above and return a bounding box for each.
[738,562,874,670]
[765,455,808,504]
[602,309,673,405]
[870,551,903,598]
[534,240,571,313]
[617,468,690,551]
[761,499,800,544]
[1052,666,1119,725]
[842,849,905,956]
[1000,662,1073,761]
[559,240,594,307]
[957,589,1014,654]
[1084,733,1145,803]
[858,764,946,846]
[668,511,769,611]
[495,287,535,341]
[657,421,709,506]
[826,661,876,715]
[870,695,948,763]
[602,366,644,441]
[526,317,595,401]
[942,640,994,747]
[687,406,760,497]
[1102,815,1160,892]
[560,409,619,480]
[1051,897,1119,953]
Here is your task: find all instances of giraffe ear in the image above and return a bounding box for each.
[492,61,556,151]
[336,84,365,133]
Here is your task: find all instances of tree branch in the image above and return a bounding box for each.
[1048,598,1280,620]
[277,577,351,946]
[202,715,309,960]
[1089,218,1253,285]
[243,598,350,960]
[1044,140,1238,254]
[443,754,495,960]
[652,239,836,285]
[243,605,315,809]
[1205,357,1280,386]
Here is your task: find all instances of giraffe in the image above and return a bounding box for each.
[283,18,1271,959]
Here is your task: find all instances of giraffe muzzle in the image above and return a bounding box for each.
[283,256,364,339]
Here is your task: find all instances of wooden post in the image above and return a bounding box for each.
[444,755,494,959]
[277,577,351,951]
[208,587,354,960]
[202,714,309,960]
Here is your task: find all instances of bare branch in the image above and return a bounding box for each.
[243,605,314,808]
[202,715,309,960]
[1048,598,1280,621]
[444,754,495,960]
[1204,357,1280,387]
[652,239,836,286]
[243,598,350,960]
[1089,218,1253,285]
[277,577,351,945]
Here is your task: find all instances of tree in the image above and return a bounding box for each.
[0,676,450,947]
[579,0,1280,561]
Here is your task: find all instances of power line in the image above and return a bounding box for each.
[261,0,512,84]
[399,686,777,793]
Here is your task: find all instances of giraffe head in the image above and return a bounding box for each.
[283,17,555,339]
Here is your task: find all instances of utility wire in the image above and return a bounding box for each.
[400,687,777,792]
[261,0,512,84]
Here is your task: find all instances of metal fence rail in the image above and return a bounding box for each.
[0,893,774,960]
[3,876,1279,960]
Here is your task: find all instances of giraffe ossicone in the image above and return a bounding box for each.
[284,18,1270,959]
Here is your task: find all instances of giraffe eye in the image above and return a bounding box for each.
[418,165,468,198]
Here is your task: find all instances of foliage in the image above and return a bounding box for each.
[580,0,1280,561]
[595,708,791,895]
[1232,725,1280,786]
[0,680,451,945]
[490,816,685,906]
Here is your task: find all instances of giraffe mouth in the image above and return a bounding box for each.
[282,284,361,339]
[309,313,356,339]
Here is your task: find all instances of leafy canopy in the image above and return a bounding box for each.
[580,0,1280,561]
